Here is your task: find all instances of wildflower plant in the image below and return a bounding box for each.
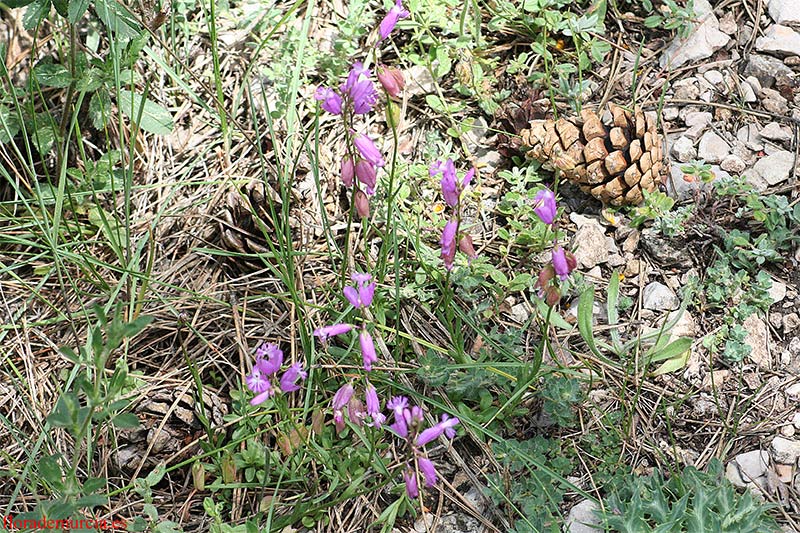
[531,187,577,306]
[431,158,478,271]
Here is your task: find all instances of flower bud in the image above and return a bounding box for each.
[458,234,477,260]
[377,66,405,98]
[341,157,354,187]
[354,189,370,218]
[355,160,377,195]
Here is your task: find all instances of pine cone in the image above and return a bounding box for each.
[219,181,276,263]
[520,103,666,206]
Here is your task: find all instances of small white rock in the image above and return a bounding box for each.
[737,124,765,151]
[756,24,800,57]
[734,450,771,482]
[740,81,758,103]
[660,0,730,68]
[771,437,800,464]
[571,220,609,269]
[768,0,800,26]
[698,131,730,164]
[704,70,725,85]
[760,122,793,142]
[744,314,771,369]
[792,411,800,430]
[643,282,679,311]
[662,106,680,121]
[752,150,796,185]
[781,424,796,437]
[720,154,746,174]
[566,500,602,533]
[670,136,697,163]
[787,382,800,397]
[684,111,713,128]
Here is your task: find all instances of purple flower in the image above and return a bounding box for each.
[438,159,459,207]
[313,323,353,340]
[552,246,576,281]
[255,343,284,376]
[533,188,557,225]
[458,234,477,261]
[245,367,270,394]
[418,457,437,487]
[388,396,410,437]
[360,329,378,371]
[365,383,386,427]
[341,62,370,93]
[461,167,475,188]
[348,396,366,426]
[379,0,410,41]
[440,220,458,271]
[341,157,355,187]
[353,133,385,167]
[416,414,460,446]
[344,273,375,308]
[403,468,419,498]
[279,362,307,393]
[355,160,377,195]
[314,86,343,115]
[250,384,275,406]
[349,78,378,115]
[332,383,355,431]
[439,413,459,439]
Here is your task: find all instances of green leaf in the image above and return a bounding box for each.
[23,0,50,29]
[647,336,693,363]
[112,412,141,429]
[94,0,141,40]
[7,0,36,8]
[51,0,68,17]
[31,123,56,154]
[67,0,89,22]
[0,105,21,144]
[89,89,111,130]
[34,63,72,88]
[577,287,602,357]
[39,455,63,486]
[606,270,622,352]
[116,89,173,135]
[75,494,109,507]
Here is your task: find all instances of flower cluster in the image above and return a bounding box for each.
[532,188,577,305]
[431,159,477,271]
[386,396,459,498]
[330,381,386,433]
[313,272,378,372]
[313,1,408,219]
[245,343,307,405]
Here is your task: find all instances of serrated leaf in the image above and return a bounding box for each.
[34,63,72,88]
[0,105,21,143]
[116,89,173,135]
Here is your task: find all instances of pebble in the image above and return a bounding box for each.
[760,87,790,114]
[743,54,795,88]
[755,24,800,57]
[784,313,800,331]
[788,382,800,397]
[769,0,800,26]
[565,500,602,533]
[781,425,796,437]
[663,106,680,121]
[720,154,746,174]
[734,450,771,483]
[737,124,764,151]
[752,150,796,185]
[571,219,608,269]
[740,81,758,103]
[641,228,693,266]
[793,412,800,430]
[732,141,758,166]
[670,136,697,162]
[702,369,730,390]
[760,122,793,142]
[660,0,729,68]
[643,281,679,311]
[771,437,800,464]
[404,66,436,97]
[673,79,701,100]
[684,111,713,128]
[698,131,730,163]
[744,314,771,369]
[718,11,738,34]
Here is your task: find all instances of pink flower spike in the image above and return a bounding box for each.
[313,323,353,340]
[332,383,355,410]
[279,362,307,393]
[418,457,437,487]
[250,388,274,406]
[360,329,378,372]
[341,62,370,93]
[552,246,573,281]
[343,285,360,308]
[379,0,410,41]
[354,189,370,218]
[462,167,475,188]
[245,367,269,394]
[439,413,460,439]
[440,220,458,271]
[355,160,377,194]
[341,157,355,187]
[353,133,385,167]
[403,468,419,498]
[440,164,459,207]
[376,66,405,98]
[349,78,378,115]
[458,234,477,261]
[256,343,283,376]
[533,188,557,225]
[314,86,343,115]
[415,424,444,447]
